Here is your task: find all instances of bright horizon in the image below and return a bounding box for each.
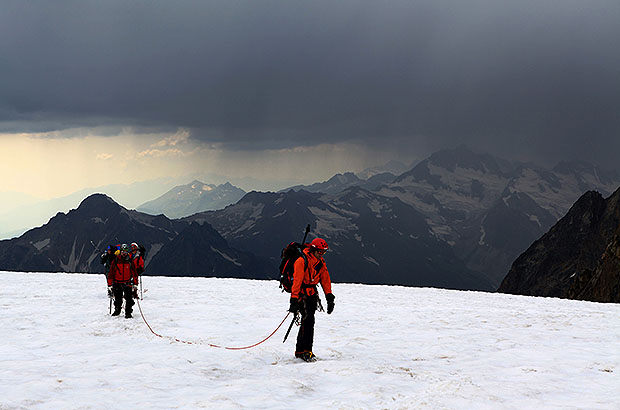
[1,132,404,200]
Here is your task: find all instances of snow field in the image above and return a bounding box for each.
[1,271,619,409]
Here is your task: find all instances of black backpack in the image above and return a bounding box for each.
[278,242,308,293]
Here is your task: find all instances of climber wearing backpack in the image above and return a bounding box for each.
[129,242,145,299]
[107,244,139,318]
[288,237,335,362]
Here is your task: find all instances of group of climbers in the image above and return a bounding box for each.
[100,242,145,318]
[99,232,335,363]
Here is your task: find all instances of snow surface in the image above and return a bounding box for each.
[1,271,619,410]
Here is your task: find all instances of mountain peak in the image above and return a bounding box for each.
[187,180,215,191]
[328,172,361,184]
[138,181,246,218]
[428,146,509,174]
[78,193,119,210]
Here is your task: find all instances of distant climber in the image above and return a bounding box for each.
[129,242,145,299]
[107,243,139,318]
[100,244,118,283]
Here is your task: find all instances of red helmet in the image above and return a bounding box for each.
[310,238,329,251]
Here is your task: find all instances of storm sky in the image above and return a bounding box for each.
[1,0,620,197]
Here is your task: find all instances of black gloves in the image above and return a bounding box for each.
[326,293,335,314]
[107,286,113,298]
[289,297,300,314]
[290,294,334,314]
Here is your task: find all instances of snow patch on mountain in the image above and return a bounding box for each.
[59,237,83,272]
[32,238,51,250]
[364,255,380,266]
[308,207,358,236]
[368,199,391,217]
[478,225,487,246]
[145,243,164,266]
[226,203,264,236]
[210,246,242,266]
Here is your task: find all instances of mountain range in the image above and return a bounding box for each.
[282,146,620,287]
[374,147,620,286]
[1,146,619,296]
[0,194,268,279]
[186,188,492,290]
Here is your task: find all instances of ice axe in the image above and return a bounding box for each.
[282,312,299,343]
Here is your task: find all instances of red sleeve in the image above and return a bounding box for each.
[291,257,306,299]
[107,259,116,286]
[319,258,332,295]
[131,259,139,286]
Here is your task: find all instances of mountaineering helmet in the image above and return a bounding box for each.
[310,238,329,252]
[120,243,129,252]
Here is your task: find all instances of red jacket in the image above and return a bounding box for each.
[107,254,138,286]
[291,247,332,299]
[132,253,144,274]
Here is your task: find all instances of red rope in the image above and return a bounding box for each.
[136,298,291,350]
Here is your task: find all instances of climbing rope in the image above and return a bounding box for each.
[136,298,291,350]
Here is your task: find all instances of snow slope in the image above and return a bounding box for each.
[1,272,619,409]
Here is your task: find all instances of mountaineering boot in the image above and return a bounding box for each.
[295,351,318,362]
[111,309,121,316]
[125,311,132,318]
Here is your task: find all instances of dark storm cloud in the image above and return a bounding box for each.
[1,0,619,167]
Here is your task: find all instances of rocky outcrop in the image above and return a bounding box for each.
[498,189,620,302]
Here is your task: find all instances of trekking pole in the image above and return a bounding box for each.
[282,312,299,343]
[89,240,103,253]
[109,296,112,314]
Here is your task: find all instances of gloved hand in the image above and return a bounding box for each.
[132,285,139,299]
[326,293,335,314]
[107,286,113,297]
[289,297,300,314]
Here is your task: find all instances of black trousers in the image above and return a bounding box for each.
[112,283,134,314]
[296,294,318,353]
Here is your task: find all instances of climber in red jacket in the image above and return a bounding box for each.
[107,243,138,318]
[288,237,335,362]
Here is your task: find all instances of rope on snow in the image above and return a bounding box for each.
[136,298,291,350]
